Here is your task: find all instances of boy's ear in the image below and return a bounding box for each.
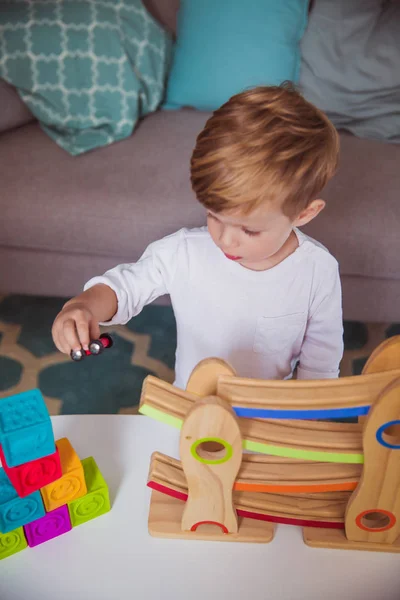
[293,199,326,227]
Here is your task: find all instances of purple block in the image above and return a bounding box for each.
[24,504,72,547]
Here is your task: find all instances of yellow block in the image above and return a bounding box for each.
[40,438,87,512]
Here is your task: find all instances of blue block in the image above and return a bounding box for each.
[0,468,45,533]
[0,389,55,467]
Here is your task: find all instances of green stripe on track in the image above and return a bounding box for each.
[243,440,364,464]
[140,403,365,464]
[139,404,183,429]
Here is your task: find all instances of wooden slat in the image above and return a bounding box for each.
[303,526,400,553]
[140,377,364,462]
[148,452,349,524]
[217,369,400,410]
[151,451,361,494]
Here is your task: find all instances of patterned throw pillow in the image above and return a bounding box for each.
[0,0,172,155]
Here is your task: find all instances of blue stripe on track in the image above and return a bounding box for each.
[233,405,370,420]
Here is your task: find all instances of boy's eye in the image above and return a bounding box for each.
[242,228,260,237]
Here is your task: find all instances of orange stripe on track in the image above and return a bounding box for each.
[234,481,358,494]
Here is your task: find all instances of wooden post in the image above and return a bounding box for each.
[148,395,275,542]
[186,358,236,397]
[304,377,400,552]
[180,396,242,533]
[359,335,400,425]
[345,377,400,545]
[362,335,400,376]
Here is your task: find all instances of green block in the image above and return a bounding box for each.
[0,527,28,561]
[68,457,111,527]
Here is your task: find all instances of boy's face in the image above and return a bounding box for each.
[207,200,324,271]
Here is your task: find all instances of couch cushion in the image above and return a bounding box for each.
[0,109,208,260]
[300,0,400,144]
[0,111,399,282]
[144,0,179,34]
[303,132,399,282]
[0,79,34,134]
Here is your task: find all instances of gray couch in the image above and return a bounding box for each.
[0,0,399,323]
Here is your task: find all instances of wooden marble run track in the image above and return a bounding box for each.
[144,336,400,551]
[140,376,365,463]
[150,451,362,495]
[148,452,351,529]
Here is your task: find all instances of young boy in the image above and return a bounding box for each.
[52,84,343,387]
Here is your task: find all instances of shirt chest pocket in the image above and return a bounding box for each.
[253,313,306,355]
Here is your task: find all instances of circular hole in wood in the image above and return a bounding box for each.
[191,437,233,464]
[376,420,400,449]
[356,509,396,532]
[382,423,400,446]
[361,511,391,530]
[196,441,226,460]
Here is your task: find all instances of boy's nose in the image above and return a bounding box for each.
[219,225,239,249]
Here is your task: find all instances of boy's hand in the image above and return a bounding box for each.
[52,302,100,355]
[52,284,118,355]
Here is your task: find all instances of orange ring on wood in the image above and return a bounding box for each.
[355,509,396,532]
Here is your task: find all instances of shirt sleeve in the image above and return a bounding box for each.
[83,230,183,325]
[297,259,344,380]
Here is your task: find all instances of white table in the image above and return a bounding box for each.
[1,415,400,600]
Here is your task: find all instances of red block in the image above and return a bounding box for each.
[0,444,62,498]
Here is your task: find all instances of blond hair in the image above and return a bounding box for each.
[190,83,339,219]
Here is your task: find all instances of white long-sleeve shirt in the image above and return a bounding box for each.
[85,227,343,388]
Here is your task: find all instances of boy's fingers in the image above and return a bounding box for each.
[63,319,82,352]
[76,320,91,351]
[89,319,101,342]
[52,330,63,354]
[56,334,72,356]
[52,323,68,355]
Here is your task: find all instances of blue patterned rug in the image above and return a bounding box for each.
[0,295,398,415]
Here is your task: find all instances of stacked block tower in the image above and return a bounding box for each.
[0,389,111,561]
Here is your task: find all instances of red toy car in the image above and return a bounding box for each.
[70,333,113,362]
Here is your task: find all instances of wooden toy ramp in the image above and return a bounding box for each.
[150,451,362,495]
[148,452,352,528]
[142,336,400,551]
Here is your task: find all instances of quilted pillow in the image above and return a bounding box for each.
[0,0,172,155]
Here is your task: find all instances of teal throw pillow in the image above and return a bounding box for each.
[0,0,172,155]
[164,0,309,111]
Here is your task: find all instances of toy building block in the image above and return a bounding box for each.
[0,468,45,533]
[0,527,27,561]
[0,444,62,498]
[0,389,55,467]
[68,457,110,527]
[24,504,72,548]
[40,438,87,512]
